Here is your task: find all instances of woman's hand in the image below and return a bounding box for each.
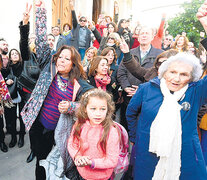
[120,37,129,53]
[0,107,4,115]
[103,28,108,37]
[6,79,14,85]
[35,0,45,8]
[75,156,92,167]
[69,0,74,10]
[58,100,70,114]
[197,0,207,33]
[23,3,32,25]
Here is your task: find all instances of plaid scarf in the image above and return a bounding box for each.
[94,74,111,91]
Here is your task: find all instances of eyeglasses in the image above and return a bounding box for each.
[165,38,172,41]
[80,20,86,22]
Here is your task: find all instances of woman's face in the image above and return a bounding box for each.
[10,50,20,64]
[107,37,115,44]
[96,59,108,76]
[163,61,192,92]
[64,25,70,32]
[121,20,127,28]
[108,24,115,34]
[176,37,185,47]
[86,49,95,60]
[56,49,73,77]
[105,50,114,65]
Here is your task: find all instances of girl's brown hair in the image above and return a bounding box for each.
[73,88,115,154]
[101,47,117,65]
[88,56,109,77]
[53,45,86,81]
[63,23,71,31]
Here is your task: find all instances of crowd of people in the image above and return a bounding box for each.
[0,0,207,179]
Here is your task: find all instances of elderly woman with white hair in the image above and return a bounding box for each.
[126,52,207,180]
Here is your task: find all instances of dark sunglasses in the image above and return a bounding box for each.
[80,19,86,22]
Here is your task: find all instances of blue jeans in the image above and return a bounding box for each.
[78,48,86,61]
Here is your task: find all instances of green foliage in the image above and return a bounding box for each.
[167,0,204,47]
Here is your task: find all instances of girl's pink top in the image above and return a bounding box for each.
[68,120,120,180]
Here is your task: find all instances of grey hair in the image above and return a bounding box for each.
[158,52,203,82]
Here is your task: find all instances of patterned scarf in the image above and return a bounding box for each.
[0,72,13,109]
[94,74,111,91]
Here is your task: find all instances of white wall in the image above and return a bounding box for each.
[0,0,52,51]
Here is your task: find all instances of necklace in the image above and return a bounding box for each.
[57,74,68,91]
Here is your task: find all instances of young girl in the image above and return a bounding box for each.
[67,89,120,180]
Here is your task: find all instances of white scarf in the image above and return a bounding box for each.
[149,78,188,180]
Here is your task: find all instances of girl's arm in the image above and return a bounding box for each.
[92,126,120,169]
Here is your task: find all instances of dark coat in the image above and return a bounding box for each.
[18,21,49,92]
[126,76,207,180]
[70,10,91,50]
[117,45,163,90]
[122,52,158,82]
[56,35,67,51]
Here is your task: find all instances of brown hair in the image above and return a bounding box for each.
[73,88,115,154]
[8,49,22,64]
[63,23,71,31]
[85,47,97,58]
[172,35,189,52]
[107,22,117,32]
[107,32,120,46]
[101,47,117,64]
[154,49,179,70]
[53,45,86,81]
[88,56,109,77]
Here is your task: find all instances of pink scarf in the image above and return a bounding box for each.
[94,74,111,91]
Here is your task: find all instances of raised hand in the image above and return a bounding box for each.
[197,0,207,33]
[35,0,45,8]
[103,28,108,37]
[23,3,32,25]
[120,37,129,53]
[69,0,74,10]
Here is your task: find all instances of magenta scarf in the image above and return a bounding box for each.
[94,74,111,91]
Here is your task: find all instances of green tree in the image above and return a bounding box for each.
[167,0,204,47]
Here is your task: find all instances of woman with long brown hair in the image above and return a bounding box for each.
[21,1,93,179]
[172,34,189,52]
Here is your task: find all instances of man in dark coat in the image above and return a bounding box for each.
[117,26,163,131]
[69,1,91,60]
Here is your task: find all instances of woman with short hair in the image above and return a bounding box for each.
[126,53,207,179]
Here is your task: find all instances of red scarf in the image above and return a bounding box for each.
[94,74,111,91]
